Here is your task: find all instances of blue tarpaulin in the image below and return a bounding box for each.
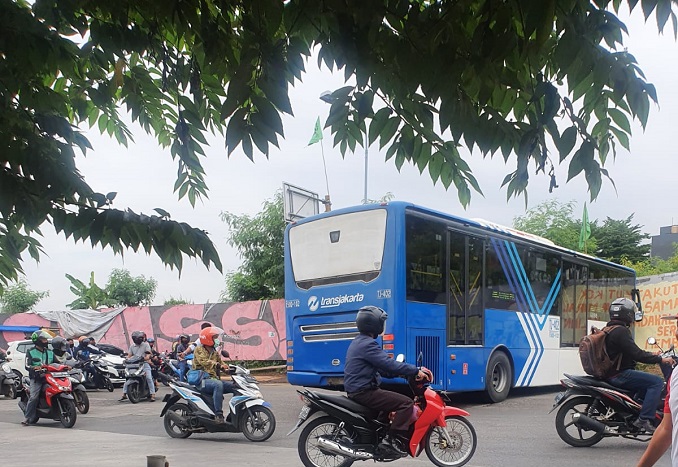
[0,325,40,333]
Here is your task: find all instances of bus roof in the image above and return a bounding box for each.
[286,201,635,275]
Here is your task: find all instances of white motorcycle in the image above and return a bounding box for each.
[160,351,275,442]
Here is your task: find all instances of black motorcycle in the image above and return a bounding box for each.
[0,361,18,399]
[76,355,114,392]
[551,339,676,447]
[123,355,153,403]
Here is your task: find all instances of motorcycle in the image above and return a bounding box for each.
[551,337,676,447]
[160,353,276,442]
[76,354,116,392]
[288,354,477,467]
[17,363,77,428]
[67,367,91,414]
[158,353,193,384]
[1,361,18,399]
[123,355,154,403]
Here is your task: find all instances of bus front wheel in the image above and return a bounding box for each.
[485,352,512,403]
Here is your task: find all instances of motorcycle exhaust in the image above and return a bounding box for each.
[166,410,188,428]
[317,437,373,460]
[572,413,611,434]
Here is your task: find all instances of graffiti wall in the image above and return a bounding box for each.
[0,299,286,361]
[634,272,678,351]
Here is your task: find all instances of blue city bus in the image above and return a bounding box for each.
[284,201,638,401]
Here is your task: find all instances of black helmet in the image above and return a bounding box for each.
[179,334,189,343]
[356,306,387,336]
[131,331,145,345]
[609,298,638,325]
[51,337,68,357]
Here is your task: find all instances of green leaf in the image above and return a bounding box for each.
[608,108,632,134]
[558,126,578,161]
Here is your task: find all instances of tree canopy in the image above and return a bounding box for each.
[219,192,284,302]
[2,0,676,290]
[592,214,650,263]
[0,280,48,314]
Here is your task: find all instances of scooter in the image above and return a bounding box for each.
[158,353,193,384]
[76,355,115,392]
[123,355,154,403]
[67,367,90,414]
[160,351,276,442]
[551,336,677,447]
[18,363,77,428]
[0,361,18,399]
[289,353,477,467]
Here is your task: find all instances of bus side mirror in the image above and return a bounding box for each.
[634,310,644,322]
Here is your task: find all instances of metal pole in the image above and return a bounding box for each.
[363,134,368,204]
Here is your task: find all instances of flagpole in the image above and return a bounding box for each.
[320,138,330,201]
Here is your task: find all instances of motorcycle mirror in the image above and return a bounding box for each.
[417,351,423,367]
[221,350,230,359]
[395,354,405,362]
[647,337,657,346]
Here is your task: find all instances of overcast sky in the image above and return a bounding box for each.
[20,9,678,310]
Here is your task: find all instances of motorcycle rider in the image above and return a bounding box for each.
[176,334,191,382]
[75,336,102,384]
[66,338,75,358]
[22,330,57,426]
[51,337,75,366]
[605,298,674,433]
[147,337,161,390]
[344,306,431,456]
[193,326,236,423]
[119,331,156,402]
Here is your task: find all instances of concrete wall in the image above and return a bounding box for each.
[0,299,286,360]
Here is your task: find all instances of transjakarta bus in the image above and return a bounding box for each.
[284,201,639,402]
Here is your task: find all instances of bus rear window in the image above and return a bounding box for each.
[289,209,387,289]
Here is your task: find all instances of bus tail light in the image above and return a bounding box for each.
[383,334,394,341]
[383,343,394,350]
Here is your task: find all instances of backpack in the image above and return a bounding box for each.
[579,325,622,378]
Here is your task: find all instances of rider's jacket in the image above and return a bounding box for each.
[193,346,221,379]
[344,333,418,394]
[25,346,55,379]
[605,319,662,375]
[74,344,102,361]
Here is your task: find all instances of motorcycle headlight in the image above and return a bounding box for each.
[1,363,10,373]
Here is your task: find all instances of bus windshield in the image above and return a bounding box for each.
[288,209,387,289]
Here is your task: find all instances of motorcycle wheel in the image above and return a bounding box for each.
[58,398,77,428]
[298,416,354,467]
[163,403,192,439]
[425,415,477,467]
[105,378,114,392]
[127,382,141,404]
[555,396,606,447]
[241,406,276,442]
[75,389,90,414]
[4,383,17,399]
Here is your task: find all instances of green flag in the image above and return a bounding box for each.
[578,202,591,251]
[308,117,323,146]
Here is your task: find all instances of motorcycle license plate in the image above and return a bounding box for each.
[298,405,311,421]
[553,392,566,406]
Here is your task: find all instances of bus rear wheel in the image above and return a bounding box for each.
[485,352,512,403]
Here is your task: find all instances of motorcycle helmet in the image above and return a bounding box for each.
[79,337,91,347]
[608,297,638,325]
[199,326,224,347]
[356,306,388,336]
[31,330,51,349]
[179,334,189,344]
[131,331,145,345]
[147,337,155,344]
[51,337,68,357]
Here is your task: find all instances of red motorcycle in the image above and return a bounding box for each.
[18,363,78,428]
[289,355,477,467]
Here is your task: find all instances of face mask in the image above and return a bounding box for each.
[213,338,221,347]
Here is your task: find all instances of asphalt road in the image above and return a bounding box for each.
[0,382,671,467]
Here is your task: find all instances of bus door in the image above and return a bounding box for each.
[445,230,485,392]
